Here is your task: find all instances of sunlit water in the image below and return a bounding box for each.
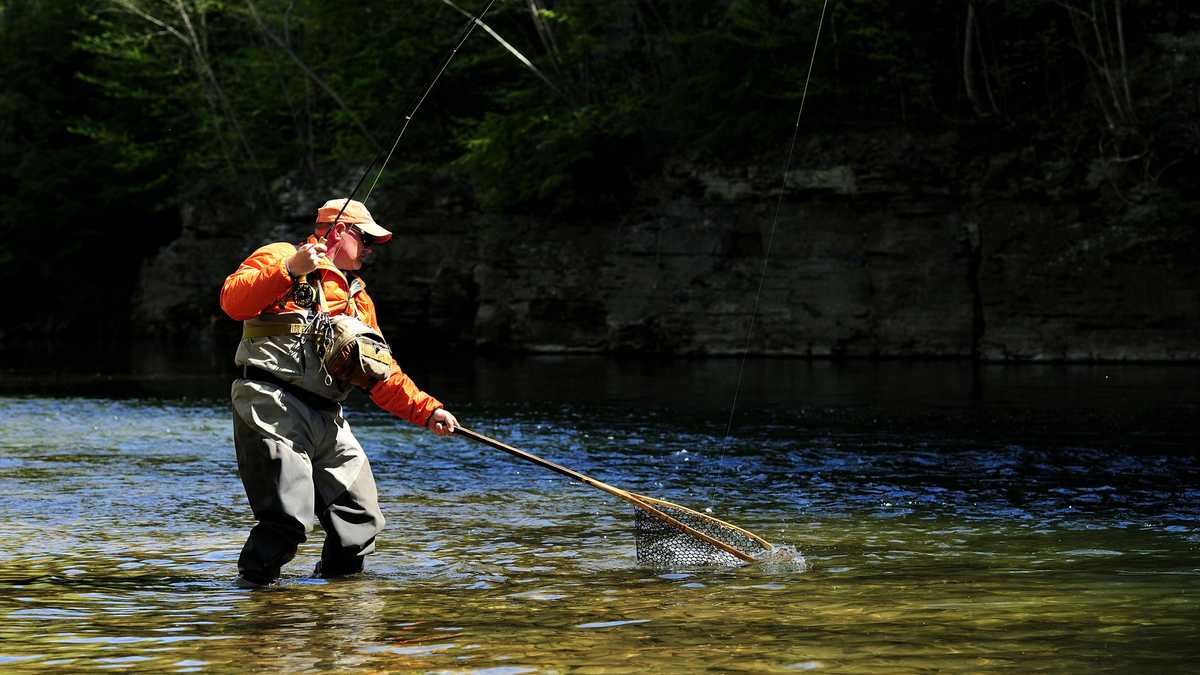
[0,359,1197,672]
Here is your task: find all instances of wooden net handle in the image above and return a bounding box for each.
[452,426,761,562]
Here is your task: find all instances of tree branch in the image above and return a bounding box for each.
[245,0,382,153]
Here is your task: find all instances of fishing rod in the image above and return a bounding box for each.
[284,0,562,303]
[288,0,495,309]
[299,0,564,236]
[324,0,499,231]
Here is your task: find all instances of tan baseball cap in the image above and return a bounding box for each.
[315,198,392,243]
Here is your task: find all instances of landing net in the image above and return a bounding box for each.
[452,426,800,571]
[633,498,773,568]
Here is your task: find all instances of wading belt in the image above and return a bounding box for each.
[242,365,338,411]
[242,323,307,339]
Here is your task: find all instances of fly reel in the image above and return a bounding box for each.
[292,279,317,309]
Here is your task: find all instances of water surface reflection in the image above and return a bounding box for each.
[0,359,1197,671]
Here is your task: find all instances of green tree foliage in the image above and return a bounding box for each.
[1,0,1197,341]
[0,0,184,342]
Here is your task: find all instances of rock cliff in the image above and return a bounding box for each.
[132,134,1200,361]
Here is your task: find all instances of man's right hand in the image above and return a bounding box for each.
[286,243,327,277]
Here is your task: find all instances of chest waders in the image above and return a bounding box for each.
[231,270,388,586]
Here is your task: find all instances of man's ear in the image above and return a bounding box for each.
[322,221,346,243]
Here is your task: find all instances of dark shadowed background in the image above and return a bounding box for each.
[0,0,1197,366]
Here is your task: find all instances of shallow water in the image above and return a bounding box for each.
[0,359,1197,672]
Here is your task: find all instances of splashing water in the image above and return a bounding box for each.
[753,544,807,573]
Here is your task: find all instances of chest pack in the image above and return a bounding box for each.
[307,272,393,390]
[238,270,393,397]
[311,312,393,390]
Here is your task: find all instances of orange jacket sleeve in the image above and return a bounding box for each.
[221,243,296,320]
[370,367,443,427]
[358,291,444,426]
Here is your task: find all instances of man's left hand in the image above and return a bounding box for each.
[428,408,458,436]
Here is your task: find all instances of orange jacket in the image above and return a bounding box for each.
[221,237,443,426]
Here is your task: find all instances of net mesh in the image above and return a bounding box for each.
[633,501,771,568]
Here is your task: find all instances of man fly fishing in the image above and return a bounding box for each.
[220,198,458,588]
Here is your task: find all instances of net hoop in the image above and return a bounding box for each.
[630,493,773,551]
[622,492,760,563]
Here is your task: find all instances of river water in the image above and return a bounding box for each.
[0,358,1197,672]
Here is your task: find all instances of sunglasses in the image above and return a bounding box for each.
[348,225,377,248]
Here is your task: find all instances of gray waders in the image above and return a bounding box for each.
[231,306,383,584]
[232,379,385,583]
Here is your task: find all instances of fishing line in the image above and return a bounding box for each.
[724,0,830,437]
[303,0,497,230]
[363,0,564,209]
[339,1,562,231]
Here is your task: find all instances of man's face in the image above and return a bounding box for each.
[329,224,371,271]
